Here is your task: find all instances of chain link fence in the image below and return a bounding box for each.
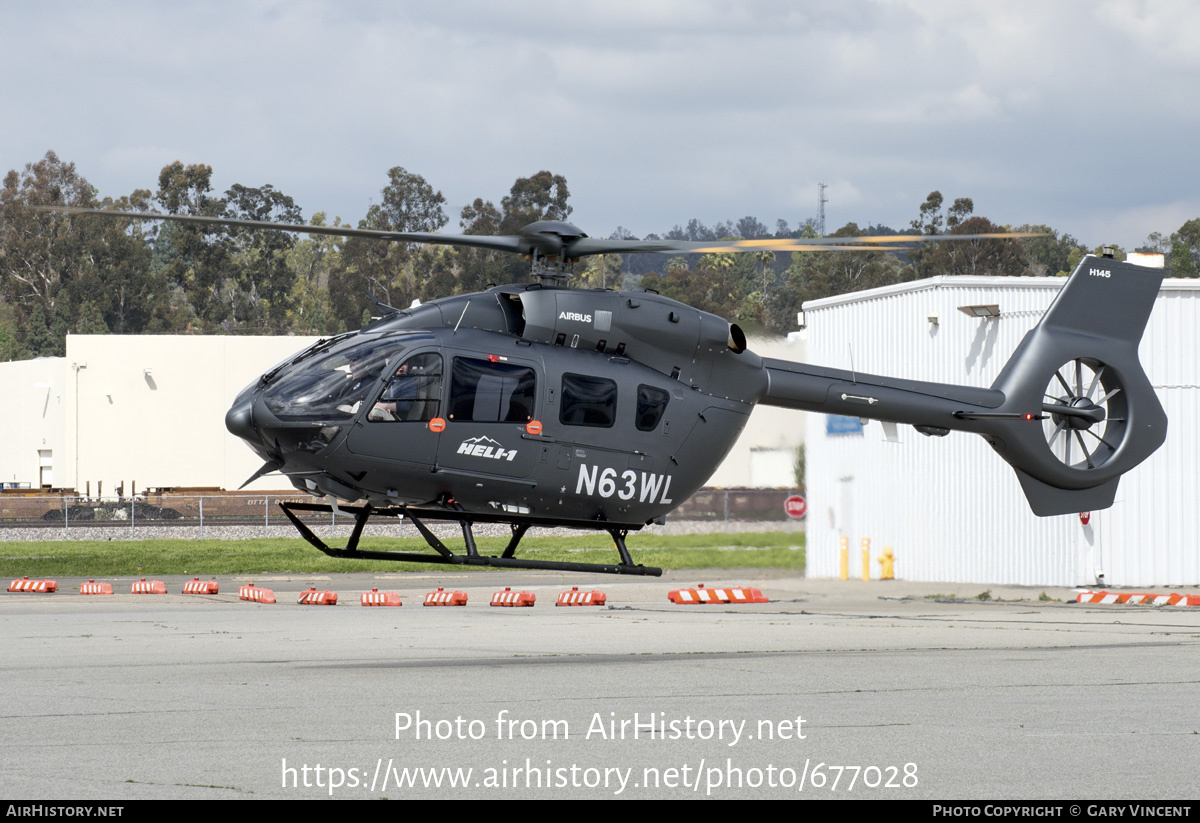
[0,493,336,538]
[0,488,805,539]
[670,488,805,523]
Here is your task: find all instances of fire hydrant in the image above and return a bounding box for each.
[878,546,895,580]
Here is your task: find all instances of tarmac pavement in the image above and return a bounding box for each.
[3,570,1198,800]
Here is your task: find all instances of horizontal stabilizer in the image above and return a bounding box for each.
[1013,469,1119,517]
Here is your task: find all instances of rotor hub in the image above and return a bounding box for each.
[1050,396,1106,431]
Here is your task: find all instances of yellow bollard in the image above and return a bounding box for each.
[839,535,849,581]
[861,537,871,581]
[878,546,895,580]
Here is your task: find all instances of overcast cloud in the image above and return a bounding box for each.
[3,0,1198,249]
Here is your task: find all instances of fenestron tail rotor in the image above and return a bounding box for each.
[978,254,1166,516]
[1040,358,1128,471]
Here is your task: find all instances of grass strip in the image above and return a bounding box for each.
[0,532,804,577]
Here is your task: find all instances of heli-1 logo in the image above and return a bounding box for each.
[558,311,593,323]
[457,436,518,462]
[576,464,674,504]
[1089,268,1111,278]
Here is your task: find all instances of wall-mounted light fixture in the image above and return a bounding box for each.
[957,304,1001,318]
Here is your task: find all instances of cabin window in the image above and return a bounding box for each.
[448,357,536,422]
[560,373,617,428]
[367,353,443,422]
[635,385,670,431]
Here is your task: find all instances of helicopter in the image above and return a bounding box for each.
[44,206,1168,576]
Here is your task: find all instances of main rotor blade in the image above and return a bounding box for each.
[35,206,530,254]
[565,231,1042,257]
[39,205,1043,261]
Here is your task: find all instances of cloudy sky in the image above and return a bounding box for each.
[4,0,1198,249]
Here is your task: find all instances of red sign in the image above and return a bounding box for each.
[1079,511,1091,526]
[785,495,807,520]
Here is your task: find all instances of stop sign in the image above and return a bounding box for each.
[785,495,807,519]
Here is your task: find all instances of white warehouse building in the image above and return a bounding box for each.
[0,335,321,495]
[803,272,1200,588]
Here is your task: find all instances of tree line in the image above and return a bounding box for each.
[2,150,1198,360]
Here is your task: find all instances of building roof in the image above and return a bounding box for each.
[803,273,1200,312]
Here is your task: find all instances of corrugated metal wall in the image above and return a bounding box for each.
[801,275,1199,587]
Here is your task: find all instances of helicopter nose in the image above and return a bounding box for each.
[225,397,256,442]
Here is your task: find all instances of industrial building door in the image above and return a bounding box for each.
[38,450,52,488]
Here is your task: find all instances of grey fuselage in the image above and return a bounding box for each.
[226,284,768,529]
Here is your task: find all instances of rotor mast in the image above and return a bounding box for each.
[520,220,586,287]
[528,252,577,286]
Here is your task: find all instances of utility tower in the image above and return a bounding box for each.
[817,182,828,237]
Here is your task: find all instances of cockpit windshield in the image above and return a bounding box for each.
[262,335,401,421]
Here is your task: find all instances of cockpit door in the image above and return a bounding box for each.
[345,351,444,469]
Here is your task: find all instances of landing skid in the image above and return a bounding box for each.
[277,501,663,577]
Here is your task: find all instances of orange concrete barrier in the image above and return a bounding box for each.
[668,584,769,604]
[361,589,403,607]
[1076,590,1200,606]
[239,583,276,604]
[424,588,467,606]
[298,588,338,605]
[79,580,114,595]
[182,578,219,595]
[8,577,57,593]
[491,588,536,607]
[556,587,606,606]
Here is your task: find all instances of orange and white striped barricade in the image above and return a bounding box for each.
[669,584,725,604]
[668,584,769,605]
[724,586,769,604]
[182,578,220,595]
[1143,593,1200,606]
[131,578,167,595]
[1076,590,1132,605]
[79,579,114,595]
[491,587,536,607]
[1076,590,1200,607]
[556,587,606,606]
[8,577,58,593]
[424,588,467,606]
[298,587,338,606]
[239,583,276,604]
[361,589,403,607]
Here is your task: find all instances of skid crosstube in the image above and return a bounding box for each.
[277,501,663,577]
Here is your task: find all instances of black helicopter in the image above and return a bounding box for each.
[46,206,1168,576]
